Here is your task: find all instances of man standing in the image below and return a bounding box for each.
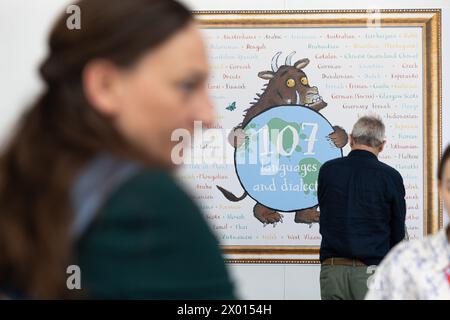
[318,115,406,300]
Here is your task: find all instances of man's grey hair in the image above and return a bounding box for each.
[351,115,385,148]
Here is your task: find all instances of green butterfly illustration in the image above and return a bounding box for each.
[226,101,236,111]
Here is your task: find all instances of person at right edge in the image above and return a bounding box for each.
[318,115,406,300]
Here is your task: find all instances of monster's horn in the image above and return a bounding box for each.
[285,51,296,66]
[271,51,282,72]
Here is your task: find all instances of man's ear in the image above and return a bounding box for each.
[349,135,354,148]
[379,140,386,153]
[82,59,123,116]
[258,71,275,80]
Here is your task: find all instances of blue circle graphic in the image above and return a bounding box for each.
[235,105,342,212]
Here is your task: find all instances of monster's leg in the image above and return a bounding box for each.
[253,203,284,227]
[295,205,320,226]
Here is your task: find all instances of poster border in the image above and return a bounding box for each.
[193,9,442,263]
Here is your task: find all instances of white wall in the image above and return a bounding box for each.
[0,0,448,300]
[0,1,71,145]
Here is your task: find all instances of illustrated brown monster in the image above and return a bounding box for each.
[217,52,348,226]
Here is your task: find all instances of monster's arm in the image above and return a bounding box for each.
[328,126,348,149]
[228,126,246,148]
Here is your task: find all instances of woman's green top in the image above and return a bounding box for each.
[74,162,235,299]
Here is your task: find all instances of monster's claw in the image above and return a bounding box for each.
[328,126,348,149]
[295,207,320,225]
[253,203,283,226]
[228,127,246,148]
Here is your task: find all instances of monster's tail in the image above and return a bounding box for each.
[216,185,248,202]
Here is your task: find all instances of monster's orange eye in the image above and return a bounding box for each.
[300,77,308,86]
[286,79,296,88]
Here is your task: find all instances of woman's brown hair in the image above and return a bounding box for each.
[0,0,192,298]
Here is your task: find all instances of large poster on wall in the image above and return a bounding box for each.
[177,10,442,263]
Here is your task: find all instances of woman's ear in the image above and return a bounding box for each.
[82,59,123,116]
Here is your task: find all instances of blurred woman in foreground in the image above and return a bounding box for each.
[366,145,450,299]
[0,0,235,299]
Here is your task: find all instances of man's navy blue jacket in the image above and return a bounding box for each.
[318,149,406,266]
